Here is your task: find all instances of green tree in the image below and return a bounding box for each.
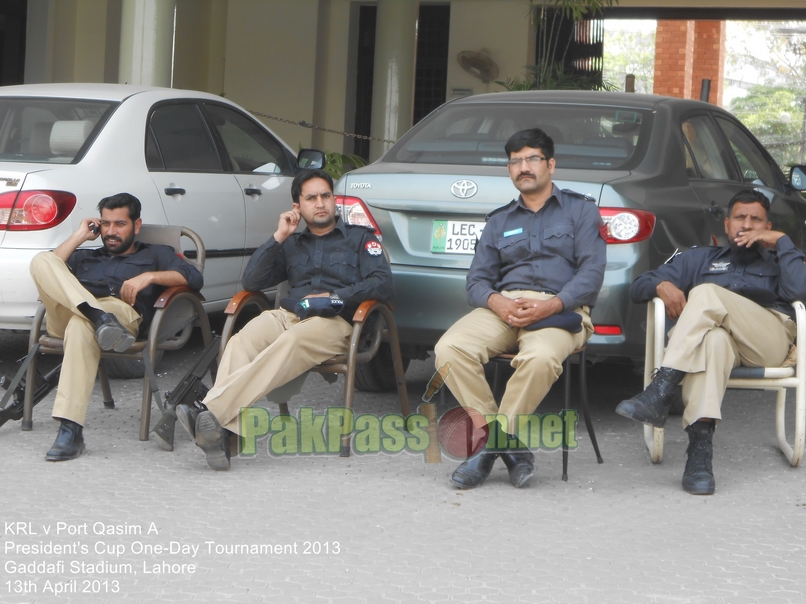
[729,85,805,170]
[603,27,655,93]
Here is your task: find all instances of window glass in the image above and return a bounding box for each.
[0,98,115,164]
[203,104,293,175]
[384,102,649,169]
[681,116,731,180]
[715,116,777,187]
[149,103,222,171]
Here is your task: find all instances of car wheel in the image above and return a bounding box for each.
[354,343,411,392]
[103,351,165,380]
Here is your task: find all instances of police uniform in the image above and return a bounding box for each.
[29,244,203,426]
[630,237,806,427]
[201,217,393,434]
[434,186,606,431]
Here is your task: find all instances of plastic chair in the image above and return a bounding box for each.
[642,297,805,466]
[220,286,410,456]
[15,225,214,441]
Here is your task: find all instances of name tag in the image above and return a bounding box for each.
[503,228,523,237]
[709,261,731,272]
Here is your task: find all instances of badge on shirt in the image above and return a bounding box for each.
[503,228,523,237]
[365,241,383,256]
[709,261,731,272]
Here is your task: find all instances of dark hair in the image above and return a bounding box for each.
[727,189,770,216]
[97,192,141,221]
[504,128,555,160]
[291,169,333,203]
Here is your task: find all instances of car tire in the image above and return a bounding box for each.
[354,343,411,392]
[103,351,165,380]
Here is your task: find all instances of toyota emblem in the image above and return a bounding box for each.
[451,180,478,199]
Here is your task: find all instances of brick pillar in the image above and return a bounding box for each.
[692,21,726,106]
[653,20,695,99]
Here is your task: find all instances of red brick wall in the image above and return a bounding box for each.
[653,20,726,107]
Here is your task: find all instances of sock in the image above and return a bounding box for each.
[77,303,105,325]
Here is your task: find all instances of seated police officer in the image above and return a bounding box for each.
[617,189,806,494]
[434,128,606,489]
[174,168,394,471]
[29,193,203,461]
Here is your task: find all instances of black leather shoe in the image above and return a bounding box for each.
[94,313,136,352]
[682,421,715,495]
[195,411,230,471]
[615,367,685,427]
[500,450,536,488]
[45,419,85,461]
[451,448,498,489]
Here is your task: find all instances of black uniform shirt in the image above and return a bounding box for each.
[630,235,806,320]
[242,217,394,317]
[467,186,606,311]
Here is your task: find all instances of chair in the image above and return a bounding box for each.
[490,347,604,480]
[220,287,410,456]
[642,297,805,466]
[14,225,214,441]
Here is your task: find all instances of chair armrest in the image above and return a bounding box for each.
[154,285,204,309]
[352,300,394,323]
[225,290,271,315]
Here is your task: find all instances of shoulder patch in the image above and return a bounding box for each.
[561,188,597,203]
[365,240,383,256]
[485,199,517,221]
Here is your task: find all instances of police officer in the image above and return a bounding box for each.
[434,128,606,489]
[175,168,394,471]
[618,189,806,495]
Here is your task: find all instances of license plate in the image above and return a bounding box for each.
[431,220,485,254]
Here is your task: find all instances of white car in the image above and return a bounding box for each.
[0,83,323,331]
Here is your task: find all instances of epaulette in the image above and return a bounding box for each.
[561,188,597,203]
[485,199,517,221]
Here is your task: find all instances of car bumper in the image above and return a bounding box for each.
[0,248,44,330]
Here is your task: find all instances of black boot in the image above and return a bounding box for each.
[94,313,136,352]
[195,411,230,471]
[45,419,85,461]
[451,447,498,489]
[682,421,715,495]
[615,367,685,427]
[176,402,207,439]
[500,449,536,488]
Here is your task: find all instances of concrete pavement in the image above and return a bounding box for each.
[0,327,804,603]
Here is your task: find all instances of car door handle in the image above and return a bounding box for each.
[164,187,186,196]
[244,187,262,196]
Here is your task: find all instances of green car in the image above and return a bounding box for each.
[334,90,806,389]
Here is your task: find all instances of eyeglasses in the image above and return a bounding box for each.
[507,155,547,167]
[302,192,333,202]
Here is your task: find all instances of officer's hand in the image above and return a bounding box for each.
[120,274,153,306]
[508,297,563,328]
[733,229,784,250]
[656,281,686,320]
[274,209,301,243]
[487,293,521,325]
[79,218,101,242]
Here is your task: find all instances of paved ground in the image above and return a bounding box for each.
[0,326,805,603]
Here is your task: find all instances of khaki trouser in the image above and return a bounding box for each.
[434,291,593,432]
[661,283,796,428]
[29,252,141,426]
[202,309,353,434]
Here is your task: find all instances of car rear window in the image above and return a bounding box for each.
[0,97,116,164]
[384,102,649,170]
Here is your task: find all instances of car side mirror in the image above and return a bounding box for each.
[789,165,806,191]
[297,149,326,170]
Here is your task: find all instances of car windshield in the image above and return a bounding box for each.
[0,97,117,164]
[385,102,649,170]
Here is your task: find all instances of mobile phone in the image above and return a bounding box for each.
[89,223,99,235]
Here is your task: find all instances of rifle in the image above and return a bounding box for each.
[151,335,220,452]
[0,361,62,428]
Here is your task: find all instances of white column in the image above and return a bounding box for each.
[369,0,419,161]
[118,0,176,86]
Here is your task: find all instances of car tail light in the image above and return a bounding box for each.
[0,190,77,231]
[594,325,622,336]
[599,208,655,244]
[335,195,382,240]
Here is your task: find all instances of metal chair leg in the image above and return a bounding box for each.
[98,361,115,409]
[578,349,603,464]
[562,355,571,481]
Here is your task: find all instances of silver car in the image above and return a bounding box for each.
[335,90,806,387]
